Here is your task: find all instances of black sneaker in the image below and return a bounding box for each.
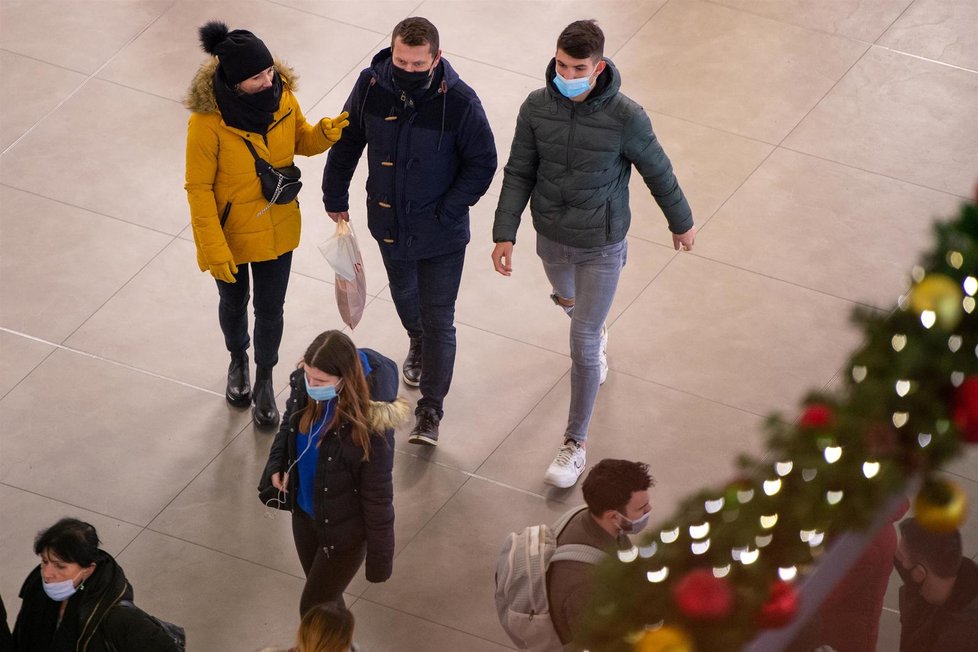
[408,408,439,446]
[402,336,422,387]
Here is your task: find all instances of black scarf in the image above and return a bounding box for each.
[213,65,282,134]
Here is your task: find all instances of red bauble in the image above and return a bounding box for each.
[953,377,978,443]
[799,403,833,429]
[756,580,798,629]
[672,569,733,620]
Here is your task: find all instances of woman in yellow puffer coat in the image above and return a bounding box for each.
[185,21,348,428]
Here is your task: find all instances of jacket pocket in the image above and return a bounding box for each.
[604,200,612,239]
[220,202,232,229]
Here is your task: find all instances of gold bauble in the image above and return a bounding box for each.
[632,626,693,652]
[908,274,963,330]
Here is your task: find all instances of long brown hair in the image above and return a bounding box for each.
[295,602,354,652]
[298,330,372,460]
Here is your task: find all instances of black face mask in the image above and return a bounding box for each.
[392,65,433,93]
[893,557,924,588]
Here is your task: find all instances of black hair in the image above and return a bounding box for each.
[33,518,101,567]
[557,19,605,62]
[582,459,655,516]
[899,517,963,578]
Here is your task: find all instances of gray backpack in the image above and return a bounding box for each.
[494,506,608,650]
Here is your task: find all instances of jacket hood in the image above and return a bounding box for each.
[545,56,620,111]
[368,47,460,97]
[185,58,298,113]
[368,396,411,430]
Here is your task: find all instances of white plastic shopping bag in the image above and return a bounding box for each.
[318,219,362,281]
[319,220,367,328]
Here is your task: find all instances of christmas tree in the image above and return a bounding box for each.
[578,193,978,652]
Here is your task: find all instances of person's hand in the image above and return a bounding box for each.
[492,242,514,276]
[208,261,238,283]
[673,226,696,252]
[322,111,350,143]
[327,211,349,223]
[271,472,289,492]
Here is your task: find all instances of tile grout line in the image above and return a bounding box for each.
[0,326,223,398]
[0,0,176,158]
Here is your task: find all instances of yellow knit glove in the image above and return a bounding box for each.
[322,111,350,143]
[208,260,238,283]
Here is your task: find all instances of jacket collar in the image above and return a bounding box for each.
[185,58,298,114]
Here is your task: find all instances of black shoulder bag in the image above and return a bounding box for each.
[241,138,302,214]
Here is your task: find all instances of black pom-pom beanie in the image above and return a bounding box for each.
[198,20,273,85]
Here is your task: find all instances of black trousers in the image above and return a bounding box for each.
[291,508,366,616]
[215,251,292,368]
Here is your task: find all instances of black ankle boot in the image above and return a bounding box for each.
[252,365,280,428]
[402,336,422,388]
[225,352,251,407]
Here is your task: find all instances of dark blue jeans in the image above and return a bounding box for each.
[380,246,466,419]
[215,251,292,369]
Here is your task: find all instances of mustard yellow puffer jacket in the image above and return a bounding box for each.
[184,59,335,270]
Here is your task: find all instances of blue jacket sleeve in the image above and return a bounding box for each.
[323,74,370,213]
[438,95,497,219]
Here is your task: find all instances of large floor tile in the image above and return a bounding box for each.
[614,0,867,143]
[0,51,87,152]
[352,300,572,472]
[0,348,251,525]
[351,598,514,652]
[0,0,170,74]
[0,484,143,618]
[273,0,421,34]
[477,369,765,516]
[0,330,54,399]
[0,79,190,234]
[700,148,962,307]
[878,0,978,70]
[362,477,569,646]
[98,0,383,109]
[708,0,913,42]
[416,0,668,78]
[784,46,978,198]
[116,529,305,650]
[457,205,676,354]
[611,255,864,415]
[625,112,774,245]
[0,187,171,343]
[150,439,468,583]
[63,237,357,399]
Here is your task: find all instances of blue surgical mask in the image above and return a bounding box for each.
[553,71,594,99]
[305,375,338,402]
[618,510,651,534]
[43,576,79,601]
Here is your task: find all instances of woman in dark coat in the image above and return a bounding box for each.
[12,518,180,651]
[262,330,408,615]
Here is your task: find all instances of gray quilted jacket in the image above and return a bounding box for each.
[493,58,692,247]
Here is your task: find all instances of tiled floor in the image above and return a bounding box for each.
[1,1,976,650]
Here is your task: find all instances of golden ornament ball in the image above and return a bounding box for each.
[632,626,693,652]
[915,479,968,533]
[908,274,963,330]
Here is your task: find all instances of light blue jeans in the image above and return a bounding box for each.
[536,233,627,443]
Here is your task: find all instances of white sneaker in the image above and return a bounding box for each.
[599,324,608,385]
[543,441,587,488]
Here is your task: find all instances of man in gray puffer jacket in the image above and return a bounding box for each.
[491,19,694,488]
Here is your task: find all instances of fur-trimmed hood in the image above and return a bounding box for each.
[184,58,298,114]
[367,397,410,431]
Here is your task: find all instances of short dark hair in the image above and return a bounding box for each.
[33,518,101,567]
[899,517,963,578]
[582,459,655,516]
[391,17,439,57]
[557,19,604,62]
